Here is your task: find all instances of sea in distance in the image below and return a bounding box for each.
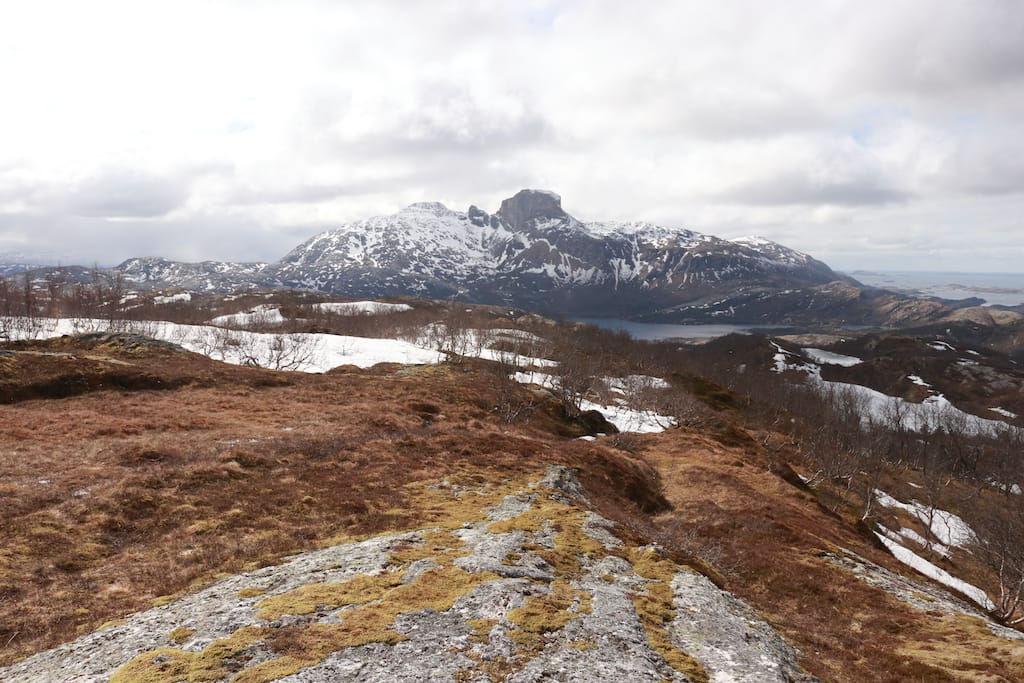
[847,270,1024,307]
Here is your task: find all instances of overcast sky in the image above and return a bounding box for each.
[1,0,1022,272]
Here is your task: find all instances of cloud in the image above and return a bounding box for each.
[715,172,908,208]
[64,169,191,219]
[0,0,1022,270]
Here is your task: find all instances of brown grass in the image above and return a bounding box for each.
[4,335,1020,680]
[0,339,664,667]
[637,429,1024,683]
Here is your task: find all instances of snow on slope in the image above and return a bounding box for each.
[771,343,1011,437]
[153,292,192,305]
[801,347,863,367]
[313,301,413,315]
[3,317,671,434]
[4,317,439,371]
[209,305,285,327]
[874,530,994,610]
[875,490,976,548]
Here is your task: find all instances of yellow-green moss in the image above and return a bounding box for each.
[229,655,312,683]
[508,578,594,656]
[98,618,127,630]
[167,626,195,644]
[386,566,500,614]
[111,627,266,683]
[256,572,404,621]
[624,550,709,683]
[489,495,608,580]
[236,587,268,599]
[388,529,465,564]
[467,618,496,643]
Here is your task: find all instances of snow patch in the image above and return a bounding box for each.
[874,490,976,548]
[153,292,192,305]
[801,348,863,367]
[578,399,675,434]
[874,530,994,610]
[313,301,413,315]
[209,305,284,327]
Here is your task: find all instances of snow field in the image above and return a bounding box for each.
[874,490,976,549]
[771,342,1012,438]
[312,301,413,315]
[2,315,674,434]
[801,347,863,367]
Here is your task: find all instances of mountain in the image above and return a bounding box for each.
[12,189,977,326]
[117,257,268,293]
[261,189,844,320]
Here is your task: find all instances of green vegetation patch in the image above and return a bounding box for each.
[111,626,266,683]
[626,549,709,683]
[508,579,592,637]
[256,572,404,621]
[167,626,195,644]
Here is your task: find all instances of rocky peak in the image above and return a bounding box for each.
[400,201,454,217]
[466,204,498,229]
[496,189,569,232]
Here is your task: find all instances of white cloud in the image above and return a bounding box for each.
[0,0,1021,271]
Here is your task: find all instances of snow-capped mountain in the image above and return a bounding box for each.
[117,258,268,293]
[36,189,872,323]
[259,189,841,318]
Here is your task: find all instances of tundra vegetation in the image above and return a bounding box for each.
[1,272,1024,680]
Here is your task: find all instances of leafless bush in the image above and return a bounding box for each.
[250,333,321,371]
[967,491,1024,624]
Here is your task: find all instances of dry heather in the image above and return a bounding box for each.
[0,337,663,668]
[637,431,1024,682]
[1,334,1022,681]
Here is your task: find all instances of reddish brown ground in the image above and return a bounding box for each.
[1,336,1022,680]
[636,430,1024,682]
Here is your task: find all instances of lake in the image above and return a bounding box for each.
[573,318,784,341]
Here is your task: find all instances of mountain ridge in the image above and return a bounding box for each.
[8,189,980,327]
[119,189,852,322]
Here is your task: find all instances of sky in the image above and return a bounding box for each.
[1,0,1023,272]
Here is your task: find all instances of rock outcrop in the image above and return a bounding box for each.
[0,467,815,683]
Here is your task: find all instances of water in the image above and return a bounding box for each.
[847,271,1024,307]
[573,318,783,341]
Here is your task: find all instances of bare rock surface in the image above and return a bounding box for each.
[0,466,814,683]
[669,571,817,683]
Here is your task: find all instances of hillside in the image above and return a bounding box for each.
[1,322,1023,681]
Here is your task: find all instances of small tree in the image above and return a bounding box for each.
[968,492,1024,624]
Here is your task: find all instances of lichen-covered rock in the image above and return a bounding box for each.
[0,469,815,683]
[669,571,818,683]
